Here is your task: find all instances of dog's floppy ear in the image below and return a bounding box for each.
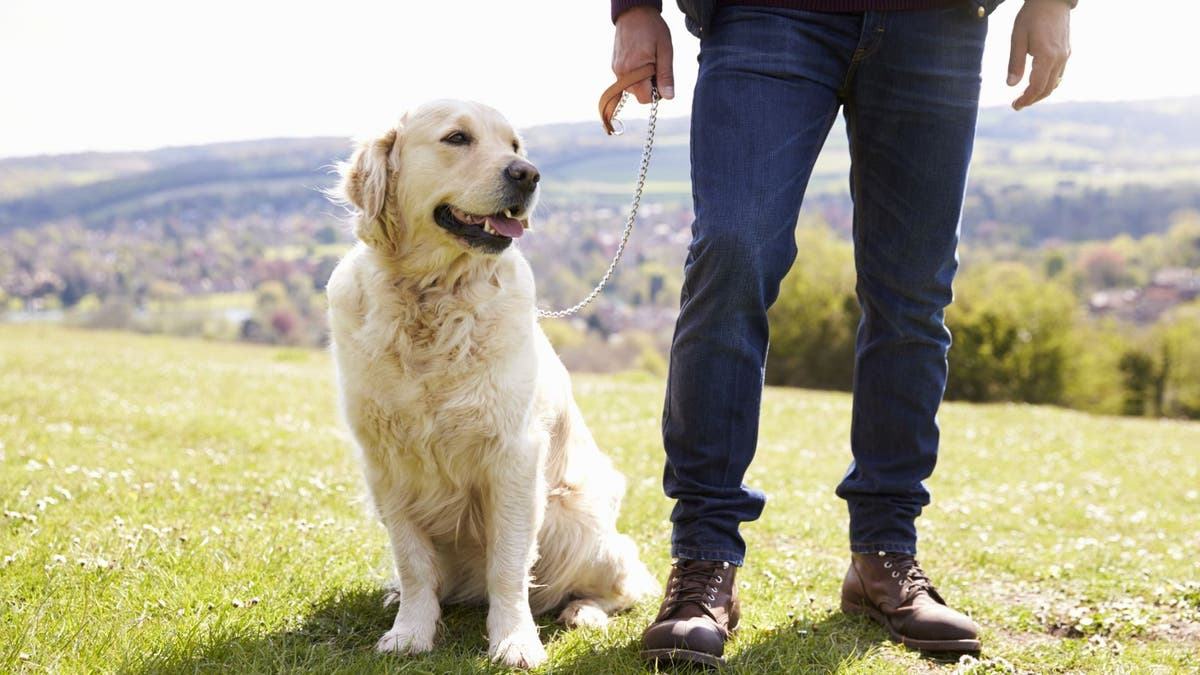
[338,127,401,247]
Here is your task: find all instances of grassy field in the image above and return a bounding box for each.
[2,325,1198,674]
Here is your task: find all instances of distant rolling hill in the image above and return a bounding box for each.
[0,138,350,230]
[1,96,1198,241]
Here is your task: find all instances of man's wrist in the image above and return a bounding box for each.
[1026,0,1077,8]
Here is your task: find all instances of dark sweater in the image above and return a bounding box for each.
[612,0,964,23]
[612,0,1078,24]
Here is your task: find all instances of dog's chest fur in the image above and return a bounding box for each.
[329,246,540,486]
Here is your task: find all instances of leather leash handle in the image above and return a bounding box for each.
[599,64,657,135]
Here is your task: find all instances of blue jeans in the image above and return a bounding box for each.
[664,5,987,565]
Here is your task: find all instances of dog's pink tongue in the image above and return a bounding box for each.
[487,214,525,238]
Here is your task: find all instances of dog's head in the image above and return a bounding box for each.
[336,100,539,259]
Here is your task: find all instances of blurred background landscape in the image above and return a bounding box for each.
[2,94,1199,419]
[3,4,1199,671]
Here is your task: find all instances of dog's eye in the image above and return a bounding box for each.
[512,140,520,153]
[442,131,471,146]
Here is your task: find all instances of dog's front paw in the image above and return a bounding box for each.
[489,628,547,669]
[376,622,436,655]
[558,599,609,629]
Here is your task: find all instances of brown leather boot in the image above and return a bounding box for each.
[841,551,980,653]
[640,559,739,668]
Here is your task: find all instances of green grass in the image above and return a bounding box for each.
[2,324,1198,674]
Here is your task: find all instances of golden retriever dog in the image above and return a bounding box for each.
[325,100,657,669]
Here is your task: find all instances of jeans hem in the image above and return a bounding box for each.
[849,542,917,555]
[672,546,745,567]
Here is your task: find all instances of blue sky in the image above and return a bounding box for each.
[1,0,1196,158]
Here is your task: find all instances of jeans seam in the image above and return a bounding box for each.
[850,541,918,555]
[672,545,746,566]
[841,11,886,95]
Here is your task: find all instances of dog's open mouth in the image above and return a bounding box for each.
[434,205,528,253]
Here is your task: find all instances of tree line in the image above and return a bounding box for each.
[765,215,1200,419]
[2,204,1198,420]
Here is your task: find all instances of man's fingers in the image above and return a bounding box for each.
[619,49,672,104]
[1012,54,1060,109]
[1049,64,1067,96]
[1013,56,1055,110]
[629,80,654,105]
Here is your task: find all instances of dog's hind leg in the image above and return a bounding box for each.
[606,532,660,610]
[376,509,442,655]
[558,597,616,628]
[558,532,659,628]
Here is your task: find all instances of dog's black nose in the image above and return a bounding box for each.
[505,160,540,194]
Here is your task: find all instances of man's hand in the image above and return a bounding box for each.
[1007,0,1072,111]
[613,5,674,103]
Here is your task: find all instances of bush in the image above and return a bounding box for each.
[1118,348,1160,416]
[765,222,858,391]
[1061,320,1133,416]
[946,263,1078,405]
[1158,301,1200,418]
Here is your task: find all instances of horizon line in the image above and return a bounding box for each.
[2,92,1197,163]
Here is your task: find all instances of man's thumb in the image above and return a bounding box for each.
[656,43,675,99]
[1008,29,1028,86]
[657,70,675,100]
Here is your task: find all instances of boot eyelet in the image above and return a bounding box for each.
[707,594,715,601]
[884,562,892,569]
[714,575,723,583]
[891,571,899,578]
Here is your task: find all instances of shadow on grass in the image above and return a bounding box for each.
[131,589,965,673]
[725,610,965,673]
[724,611,874,673]
[132,586,644,674]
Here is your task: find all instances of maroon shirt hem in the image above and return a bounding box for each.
[614,0,978,23]
[718,0,960,10]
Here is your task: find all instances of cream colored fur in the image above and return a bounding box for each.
[326,100,657,669]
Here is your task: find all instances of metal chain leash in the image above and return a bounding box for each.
[536,86,659,319]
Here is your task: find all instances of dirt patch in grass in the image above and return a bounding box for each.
[990,627,1060,649]
[985,579,1200,645]
[1145,619,1200,642]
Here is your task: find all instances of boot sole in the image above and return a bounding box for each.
[641,647,725,669]
[841,600,981,654]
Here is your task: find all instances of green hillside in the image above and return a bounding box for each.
[0,138,349,231]
[2,96,1198,242]
[2,325,1197,673]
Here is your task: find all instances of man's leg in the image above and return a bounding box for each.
[645,6,860,667]
[835,6,987,653]
[664,4,859,569]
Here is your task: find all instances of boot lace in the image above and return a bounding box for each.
[883,555,941,603]
[664,560,727,621]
